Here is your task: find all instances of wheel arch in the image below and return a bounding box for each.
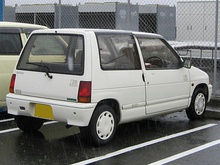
[194,83,209,100]
[94,99,121,124]
[186,83,208,120]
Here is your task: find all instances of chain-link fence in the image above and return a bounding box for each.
[2,0,220,99]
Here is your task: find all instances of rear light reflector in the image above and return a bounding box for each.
[78,81,92,103]
[9,74,16,93]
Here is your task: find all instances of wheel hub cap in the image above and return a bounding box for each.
[195,93,205,115]
[96,111,114,140]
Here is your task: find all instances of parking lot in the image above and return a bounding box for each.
[1,111,220,165]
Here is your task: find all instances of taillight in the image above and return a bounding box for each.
[9,74,16,93]
[78,81,92,103]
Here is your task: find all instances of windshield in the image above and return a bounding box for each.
[17,33,84,75]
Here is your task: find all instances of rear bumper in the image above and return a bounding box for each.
[6,93,96,127]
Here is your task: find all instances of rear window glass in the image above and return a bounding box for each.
[0,33,22,55]
[17,34,84,75]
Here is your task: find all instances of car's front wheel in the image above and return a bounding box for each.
[186,88,207,120]
[15,116,44,132]
[80,105,117,146]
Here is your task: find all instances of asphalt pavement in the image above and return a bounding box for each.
[206,98,220,119]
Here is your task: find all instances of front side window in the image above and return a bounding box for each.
[0,33,22,55]
[138,38,181,69]
[96,33,141,70]
[17,34,84,75]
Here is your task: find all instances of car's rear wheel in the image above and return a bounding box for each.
[15,116,44,132]
[80,104,117,146]
[186,88,207,120]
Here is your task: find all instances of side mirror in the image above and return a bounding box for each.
[183,59,191,69]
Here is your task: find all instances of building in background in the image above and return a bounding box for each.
[176,1,216,42]
[139,4,176,40]
[3,2,176,40]
[15,4,78,28]
[78,2,139,32]
[4,6,15,21]
[1,0,16,22]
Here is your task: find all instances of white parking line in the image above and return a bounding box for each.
[0,127,20,134]
[0,120,58,134]
[43,121,58,125]
[72,123,217,165]
[149,139,220,165]
[0,118,14,123]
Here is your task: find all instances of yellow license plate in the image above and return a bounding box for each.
[34,103,54,120]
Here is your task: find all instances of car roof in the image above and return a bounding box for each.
[31,28,163,38]
[0,21,47,29]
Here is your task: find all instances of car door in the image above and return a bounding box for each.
[136,35,190,114]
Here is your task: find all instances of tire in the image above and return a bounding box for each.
[15,116,44,132]
[80,105,117,146]
[186,88,207,120]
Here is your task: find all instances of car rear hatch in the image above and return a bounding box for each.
[12,32,90,103]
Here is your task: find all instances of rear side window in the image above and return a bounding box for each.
[0,33,22,55]
[17,34,84,75]
[96,33,141,70]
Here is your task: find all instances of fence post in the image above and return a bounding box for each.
[34,13,36,24]
[213,0,219,97]
[126,0,131,30]
[58,0,61,28]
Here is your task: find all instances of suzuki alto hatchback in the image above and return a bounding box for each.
[6,29,212,145]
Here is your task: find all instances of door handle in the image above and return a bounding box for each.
[142,73,145,82]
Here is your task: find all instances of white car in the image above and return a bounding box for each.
[6,29,212,146]
[0,22,47,111]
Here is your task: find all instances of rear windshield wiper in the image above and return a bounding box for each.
[26,62,53,79]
